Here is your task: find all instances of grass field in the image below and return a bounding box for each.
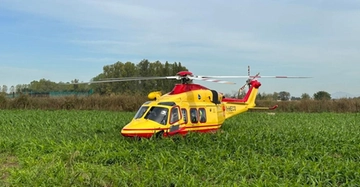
[0,110,359,186]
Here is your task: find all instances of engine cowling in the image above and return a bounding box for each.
[148,91,162,100]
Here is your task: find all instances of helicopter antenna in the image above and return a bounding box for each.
[237,65,260,98]
[247,65,251,90]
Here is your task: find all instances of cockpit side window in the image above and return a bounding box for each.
[144,106,169,125]
[134,106,149,119]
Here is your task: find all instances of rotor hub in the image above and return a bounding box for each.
[176,71,193,77]
[176,71,193,84]
[180,77,191,84]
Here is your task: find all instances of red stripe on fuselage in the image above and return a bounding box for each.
[122,127,169,131]
[184,124,220,129]
[121,133,154,138]
[121,124,222,138]
[122,124,221,131]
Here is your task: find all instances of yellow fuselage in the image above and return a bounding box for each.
[120,83,259,138]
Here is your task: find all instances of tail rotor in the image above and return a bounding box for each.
[239,66,259,91]
[237,66,259,98]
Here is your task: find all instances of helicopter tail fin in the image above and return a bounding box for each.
[222,80,261,119]
[243,80,261,107]
[222,80,261,105]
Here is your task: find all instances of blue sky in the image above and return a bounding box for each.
[0,0,359,97]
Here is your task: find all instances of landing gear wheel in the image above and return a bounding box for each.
[155,131,164,138]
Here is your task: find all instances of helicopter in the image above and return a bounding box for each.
[83,66,310,138]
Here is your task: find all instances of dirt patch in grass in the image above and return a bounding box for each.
[0,155,19,181]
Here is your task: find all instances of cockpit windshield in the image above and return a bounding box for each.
[134,106,149,119]
[144,106,169,125]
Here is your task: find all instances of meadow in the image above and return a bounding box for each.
[0,110,359,186]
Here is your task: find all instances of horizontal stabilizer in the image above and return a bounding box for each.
[249,105,278,110]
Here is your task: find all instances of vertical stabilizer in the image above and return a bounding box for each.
[222,80,261,119]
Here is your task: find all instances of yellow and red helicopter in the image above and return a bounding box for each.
[85,66,310,138]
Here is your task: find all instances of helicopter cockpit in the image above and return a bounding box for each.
[133,103,182,126]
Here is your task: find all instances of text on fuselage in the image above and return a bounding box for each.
[226,106,236,112]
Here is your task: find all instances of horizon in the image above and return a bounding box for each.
[1,0,360,97]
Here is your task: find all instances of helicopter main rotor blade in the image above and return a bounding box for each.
[191,77,236,84]
[100,76,178,81]
[198,75,312,79]
[73,76,178,84]
[250,76,312,78]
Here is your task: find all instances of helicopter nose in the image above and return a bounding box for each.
[120,120,166,138]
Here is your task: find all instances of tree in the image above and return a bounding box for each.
[68,79,89,92]
[272,92,279,101]
[1,85,7,93]
[10,86,15,93]
[137,59,152,92]
[256,92,263,100]
[256,92,274,101]
[301,93,311,100]
[91,72,109,95]
[291,96,301,101]
[15,85,22,93]
[29,79,58,92]
[91,60,189,95]
[91,61,130,94]
[313,91,331,100]
[122,61,138,93]
[278,91,291,101]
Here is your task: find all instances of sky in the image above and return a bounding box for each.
[0,0,359,97]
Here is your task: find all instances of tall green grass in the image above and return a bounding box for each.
[0,110,359,186]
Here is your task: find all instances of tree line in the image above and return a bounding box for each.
[1,59,336,100]
[256,91,332,101]
[90,60,187,95]
[0,59,187,95]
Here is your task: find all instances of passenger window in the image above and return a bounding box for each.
[170,107,180,124]
[181,108,188,124]
[199,108,206,123]
[190,108,198,123]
